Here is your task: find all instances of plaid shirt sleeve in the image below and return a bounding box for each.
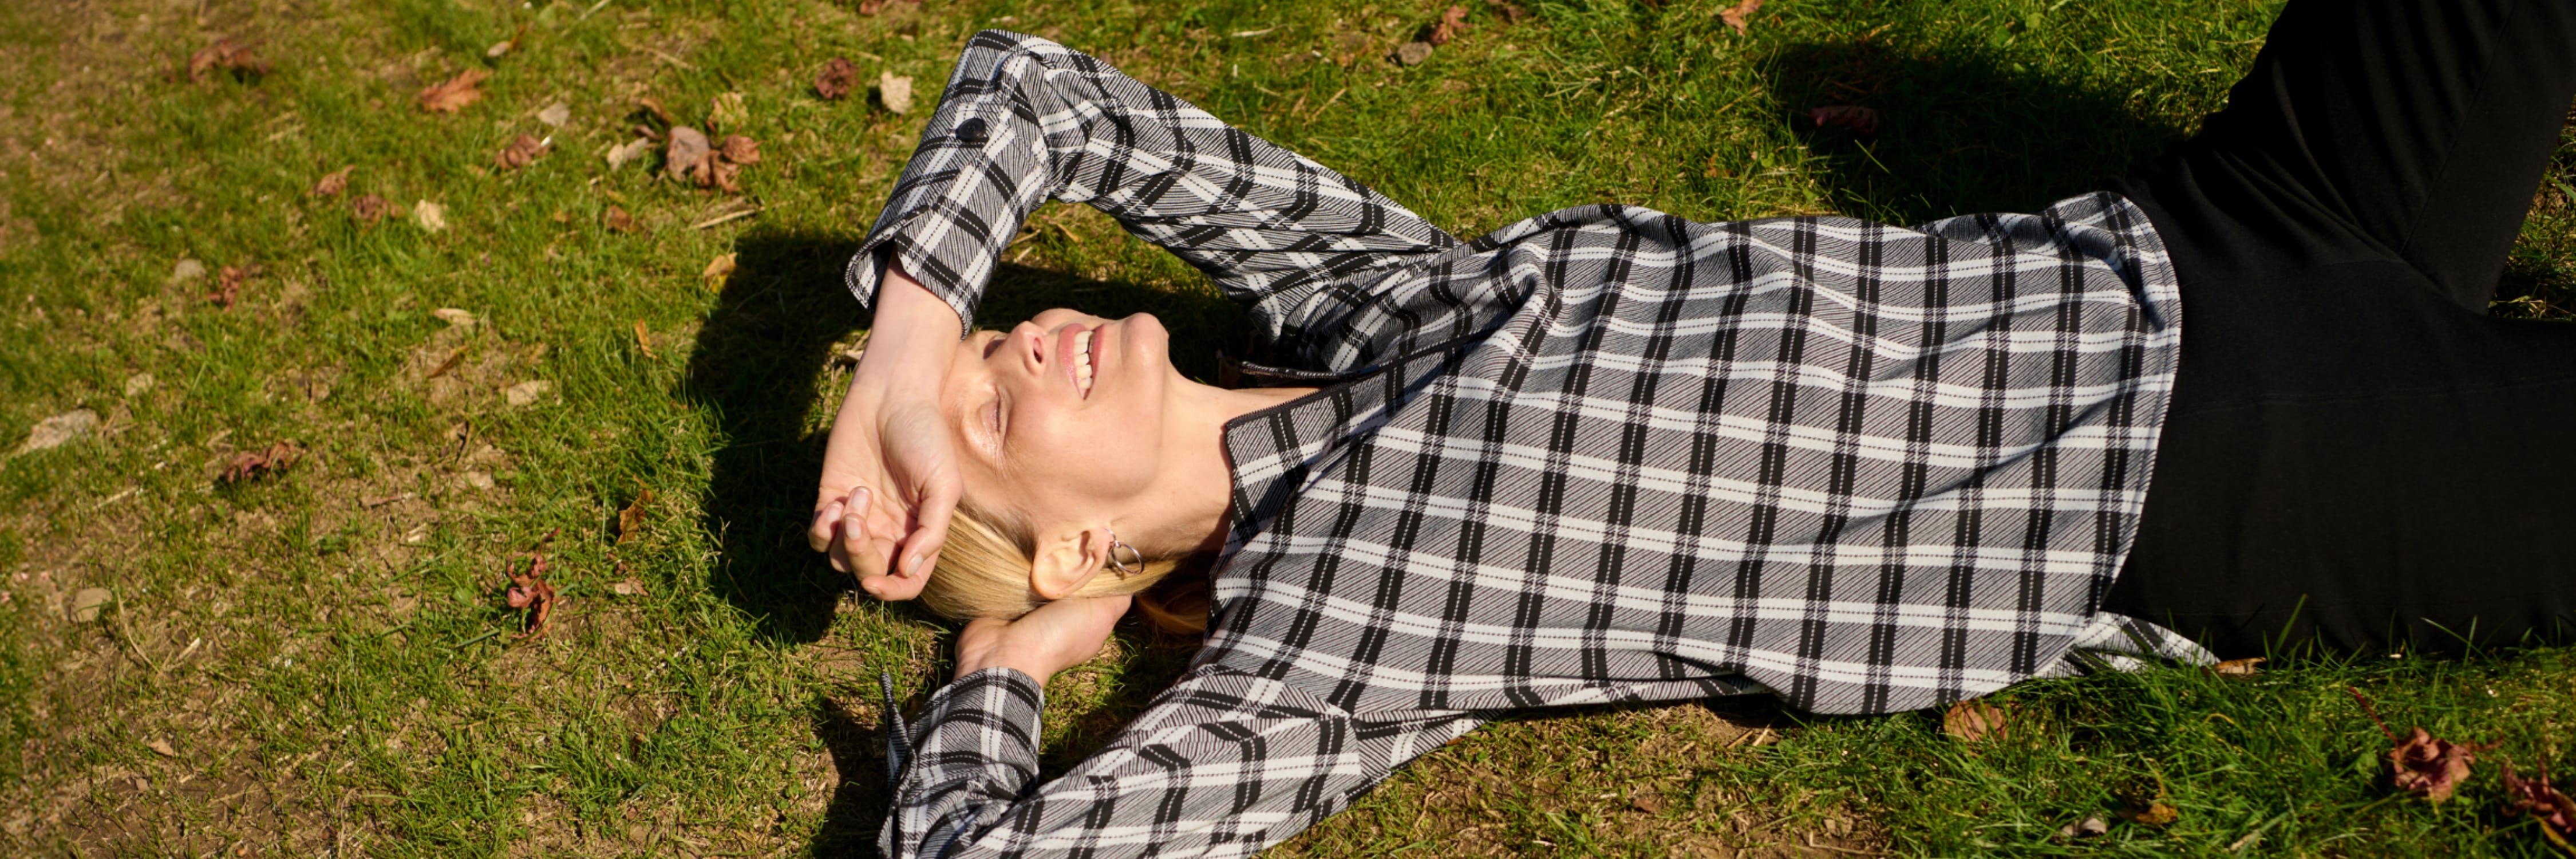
[884,667,1483,859]
[844,30,1465,369]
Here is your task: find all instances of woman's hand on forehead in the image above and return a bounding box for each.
[809,262,966,600]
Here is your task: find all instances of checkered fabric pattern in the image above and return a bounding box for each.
[854,30,2211,859]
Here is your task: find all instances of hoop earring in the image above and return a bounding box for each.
[1103,527,1144,580]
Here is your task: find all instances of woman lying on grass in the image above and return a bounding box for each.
[809,0,2576,854]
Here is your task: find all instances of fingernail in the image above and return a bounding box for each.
[905,551,922,576]
[854,487,870,507]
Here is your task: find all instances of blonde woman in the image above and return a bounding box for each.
[809,0,2576,854]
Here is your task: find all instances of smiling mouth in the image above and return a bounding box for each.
[1073,328,1095,398]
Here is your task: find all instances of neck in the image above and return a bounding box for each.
[1133,380,1316,559]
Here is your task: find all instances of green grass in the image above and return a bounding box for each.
[3,0,2572,855]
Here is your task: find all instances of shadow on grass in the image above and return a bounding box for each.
[685,226,1250,645]
[1763,40,2196,225]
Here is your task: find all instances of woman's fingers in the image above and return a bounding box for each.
[898,482,959,580]
[807,497,846,555]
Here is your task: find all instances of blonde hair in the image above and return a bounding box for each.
[916,501,1209,634]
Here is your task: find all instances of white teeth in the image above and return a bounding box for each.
[1073,330,1094,396]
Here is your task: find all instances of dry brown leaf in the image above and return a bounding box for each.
[611,578,647,597]
[352,194,393,224]
[494,133,547,170]
[718,135,761,165]
[1428,5,1472,46]
[536,101,571,127]
[206,265,254,309]
[2057,813,2109,840]
[417,69,489,114]
[425,346,468,379]
[665,125,712,183]
[1942,699,2010,744]
[606,137,654,170]
[413,199,448,233]
[2121,799,2179,827]
[146,738,179,758]
[816,57,859,100]
[2351,687,2485,803]
[879,71,914,115]
[502,529,561,640]
[2210,656,2266,677]
[634,318,657,358]
[618,488,656,543]
[2503,761,2576,848]
[636,96,675,128]
[604,206,635,233]
[1486,0,1531,23]
[220,441,303,484]
[1811,105,1880,135]
[188,37,271,82]
[702,253,737,291]
[1719,0,1764,34]
[310,165,353,198]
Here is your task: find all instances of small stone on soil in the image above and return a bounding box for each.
[125,372,155,397]
[1394,42,1435,65]
[170,258,207,284]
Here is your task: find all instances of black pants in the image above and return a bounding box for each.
[2101,0,2576,658]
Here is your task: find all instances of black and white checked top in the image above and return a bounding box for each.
[847,30,2213,859]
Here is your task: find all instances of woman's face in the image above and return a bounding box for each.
[942,309,1178,532]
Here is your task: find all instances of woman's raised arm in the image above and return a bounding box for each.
[843,30,1461,357]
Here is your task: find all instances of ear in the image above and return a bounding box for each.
[1028,522,1109,601]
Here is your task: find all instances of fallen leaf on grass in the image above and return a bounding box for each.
[618,488,655,543]
[484,24,527,60]
[709,91,748,133]
[633,319,657,358]
[432,307,477,329]
[2121,798,2179,827]
[665,125,712,182]
[701,253,736,291]
[1719,0,1764,34]
[816,57,859,100]
[351,194,393,224]
[1942,699,2010,744]
[146,738,179,758]
[1811,105,1880,135]
[170,258,207,284]
[603,205,635,233]
[719,135,761,165]
[1392,41,1435,66]
[536,101,571,127]
[606,137,653,170]
[2503,761,2576,849]
[2057,813,2109,840]
[611,578,647,597]
[1428,5,1471,45]
[501,529,560,640]
[206,265,255,309]
[417,69,489,115]
[2351,687,2486,802]
[18,409,99,454]
[425,346,468,379]
[494,133,547,170]
[1486,0,1531,23]
[636,96,675,128]
[2210,656,2266,677]
[220,441,303,484]
[413,199,448,233]
[310,166,353,198]
[878,71,914,115]
[188,37,271,82]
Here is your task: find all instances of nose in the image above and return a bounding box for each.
[1008,321,1047,371]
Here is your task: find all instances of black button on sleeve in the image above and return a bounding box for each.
[953,117,989,144]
